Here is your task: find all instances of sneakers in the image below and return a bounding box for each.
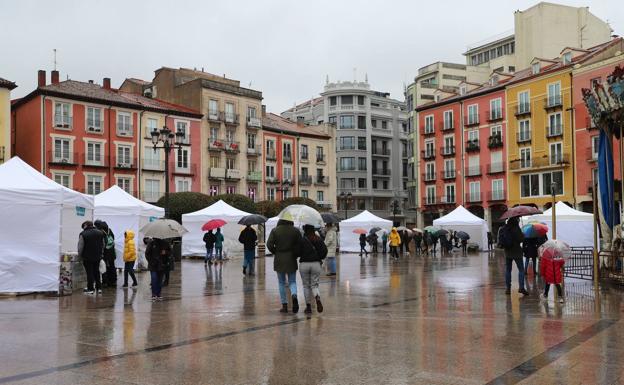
[304,304,312,315]
[151,296,158,301]
[558,297,565,304]
[292,295,299,314]
[518,289,529,296]
[84,290,95,295]
[280,304,288,313]
[132,282,138,287]
[315,295,323,313]
[97,289,103,295]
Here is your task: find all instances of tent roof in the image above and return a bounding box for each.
[341,210,392,225]
[183,199,252,219]
[433,205,486,225]
[530,201,593,221]
[95,185,164,215]
[0,157,93,207]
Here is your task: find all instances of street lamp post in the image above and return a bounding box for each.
[551,182,557,239]
[340,191,352,219]
[391,199,400,226]
[151,126,184,219]
[277,182,290,202]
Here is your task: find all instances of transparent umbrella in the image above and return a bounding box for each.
[278,205,323,228]
[539,239,572,260]
[140,219,188,239]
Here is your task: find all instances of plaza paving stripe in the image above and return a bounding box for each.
[0,317,307,384]
[484,319,618,385]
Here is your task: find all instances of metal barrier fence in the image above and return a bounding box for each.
[599,250,624,284]
[565,247,594,281]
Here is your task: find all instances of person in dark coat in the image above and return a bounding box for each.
[203,230,216,265]
[299,225,328,314]
[162,240,174,287]
[502,217,528,295]
[239,225,258,275]
[95,220,117,287]
[78,221,105,295]
[414,232,423,255]
[381,232,388,254]
[523,235,547,275]
[487,231,494,251]
[145,238,171,300]
[461,239,468,255]
[267,219,302,313]
[359,233,368,256]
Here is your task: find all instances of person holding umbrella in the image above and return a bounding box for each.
[145,238,171,301]
[499,216,529,296]
[239,225,258,275]
[203,230,216,265]
[522,222,548,275]
[324,223,338,276]
[359,233,368,256]
[215,228,225,262]
[299,224,328,314]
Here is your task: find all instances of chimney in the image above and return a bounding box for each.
[37,70,46,87]
[103,77,111,90]
[88,80,94,84]
[51,70,59,84]
[261,105,266,117]
[296,116,305,127]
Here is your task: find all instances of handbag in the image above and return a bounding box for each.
[99,259,107,274]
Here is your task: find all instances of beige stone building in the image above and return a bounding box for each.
[144,68,263,199]
[0,77,16,164]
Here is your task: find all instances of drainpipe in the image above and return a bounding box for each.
[107,105,113,189]
[138,110,144,197]
[42,96,46,174]
[460,101,465,207]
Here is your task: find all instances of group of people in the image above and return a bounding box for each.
[202,228,225,265]
[358,228,410,258]
[266,221,337,315]
[77,220,174,301]
[358,228,474,258]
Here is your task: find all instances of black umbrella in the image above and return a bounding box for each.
[435,229,449,236]
[238,214,267,226]
[455,231,470,240]
[321,213,341,224]
[369,226,382,234]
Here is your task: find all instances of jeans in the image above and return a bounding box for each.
[215,246,223,260]
[390,246,399,259]
[243,249,255,273]
[505,256,526,291]
[150,271,163,297]
[277,272,297,304]
[123,261,137,286]
[85,259,101,291]
[525,256,537,273]
[360,244,367,255]
[382,242,387,253]
[205,247,214,262]
[327,257,336,274]
[299,262,322,304]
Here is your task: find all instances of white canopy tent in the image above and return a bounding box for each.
[433,205,488,250]
[524,201,594,247]
[339,210,392,252]
[95,186,164,268]
[0,157,94,293]
[182,200,252,256]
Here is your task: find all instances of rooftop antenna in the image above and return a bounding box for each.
[53,48,57,71]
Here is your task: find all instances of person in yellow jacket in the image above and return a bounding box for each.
[389,228,402,260]
[122,230,138,287]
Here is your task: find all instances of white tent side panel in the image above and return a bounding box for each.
[339,211,393,252]
[0,203,61,293]
[61,206,94,254]
[433,206,488,250]
[534,219,594,247]
[182,217,247,256]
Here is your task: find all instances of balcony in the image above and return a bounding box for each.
[173,164,197,176]
[48,151,78,166]
[509,154,571,171]
[422,196,439,206]
[487,163,505,174]
[546,125,563,138]
[586,147,598,162]
[421,150,435,160]
[226,168,241,180]
[488,190,506,202]
[225,141,240,153]
[372,148,391,157]
[83,154,108,168]
[246,144,261,156]
[402,151,409,158]
[221,112,239,125]
[465,165,482,177]
[283,152,293,163]
[114,157,137,170]
[207,110,221,122]
[514,103,531,117]
[422,127,435,136]
[422,172,436,182]
[544,95,563,110]
[315,176,329,186]
[440,145,455,157]
[54,116,73,130]
[316,154,326,164]
[441,169,456,180]
[441,195,456,204]
[372,169,391,177]
[516,131,531,144]
[300,153,309,163]
[247,171,262,182]
[142,159,165,172]
[208,138,225,151]
[586,116,597,131]
[265,176,279,184]
[299,175,312,185]
[316,201,333,209]
[487,109,503,122]
[466,192,482,203]
[488,134,503,149]
[246,117,262,129]
[281,178,294,186]
[266,148,277,161]
[464,115,480,127]
[439,121,454,131]
[465,139,480,152]
[209,167,226,179]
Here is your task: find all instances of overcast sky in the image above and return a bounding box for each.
[1,0,622,112]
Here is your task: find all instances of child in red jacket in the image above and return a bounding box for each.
[539,248,565,303]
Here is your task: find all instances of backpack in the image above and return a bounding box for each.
[498,225,513,248]
[105,231,115,250]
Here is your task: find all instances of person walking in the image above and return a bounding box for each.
[299,225,328,314]
[267,218,302,314]
[239,225,257,275]
[487,231,494,251]
[359,233,368,256]
[95,220,117,288]
[389,227,401,260]
[414,232,422,255]
[146,238,171,301]
[369,232,379,253]
[461,238,468,256]
[381,231,388,254]
[523,235,547,275]
[500,217,528,296]
[122,230,138,288]
[78,221,105,295]
[203,230,216,265]
[214,228,224,262]
[540,248,565,303]
[324,223,338,276]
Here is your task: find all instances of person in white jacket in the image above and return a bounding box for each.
[324,223,338,276]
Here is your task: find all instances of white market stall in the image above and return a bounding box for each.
[0,157,94,293]
[339,210,392,253]
[95,186,164,268]
[433,205,488,250]
[524,201,594,247]
[182,200,252,257]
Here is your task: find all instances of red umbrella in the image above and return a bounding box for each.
[202,219,227,231]
[352,228,367,235]
[500,205,542,220]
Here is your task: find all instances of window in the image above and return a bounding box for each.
[357,115,366,129]
[301,190,308,199]
[424,115,434,133]
[358,178,366,188]
[424,140,434,157]
[145,179,160,202]
[225,102,235,122]
[468,155,480,175]
[283,166,292,182]
[328,116,337,125]
[53,173,71,188]
[210,156,220,168]
[54,102,71,128]
[316,146,324,162]
[283,142,292,160]
[247,106,256,119]
[550,142,563,165]
[467,104,478,124]
[209,185,219,196]
[490,98,502,120]
[144,146,160,169]
[86,175,103,195]
[532,62,540,75]
[341,95,353,105]
[225,129,235,142]
[226,157,235,170]
[147,118,158,136]
[300,144,308,159]
[86,107,102,132]
[426,186,436,204]
[210,127,219,140]
[247,133,257,150]
[117,145,132,166]
[267,188,276,201]
[562,52,572,65]
[490,151,503,173]
[469,181,480,201]
[340,157,355,171]
[548,113,562,136]
[492,179,504,200]
[443,110,453,129]
[371,119,377,128]
[53,138,71,162]
[317,191,324,202]
[519,120,531,141]
[329,96,337,106]
[491,125,502,138]
[591,136,599,160]
[542,171,564,195]
[547,82,561,106]
[518,91,530,113]
[445,184,455,203]
[248,187,257,201]
[381,121,387,129]
[226,185,236,194]
[444,159,455,178]
[358,157,366,171]
[208,100,219,119]
[357,95,365,105]
[468,130,478,142]
[301,167,308,178]
[340,115,354,129]
[444,136,454,153]
[425,162,435,179]
[86,142,102,165]
[117,112,132,136]
[266,165,275,178]
[176,121,189,143]
[520,174,539,198]
[357,137,366,150]
[117,177,132,194]
[520,147,531,168]
[382,180,388,189]
[339,136,355,150]
[248,160,256,172]
[177,148,189,170]
[341,178,355,189]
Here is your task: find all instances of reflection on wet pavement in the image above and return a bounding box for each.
[0,250,623,384]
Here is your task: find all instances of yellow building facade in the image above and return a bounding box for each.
[0,78,17,164]
[505,64,574,209]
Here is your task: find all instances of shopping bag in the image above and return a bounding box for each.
[99,259,107,274]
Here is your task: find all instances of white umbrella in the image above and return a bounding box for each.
[140,219,188,239]
[278,205,323,228]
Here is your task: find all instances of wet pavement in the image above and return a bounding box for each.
[1,250,623,384]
